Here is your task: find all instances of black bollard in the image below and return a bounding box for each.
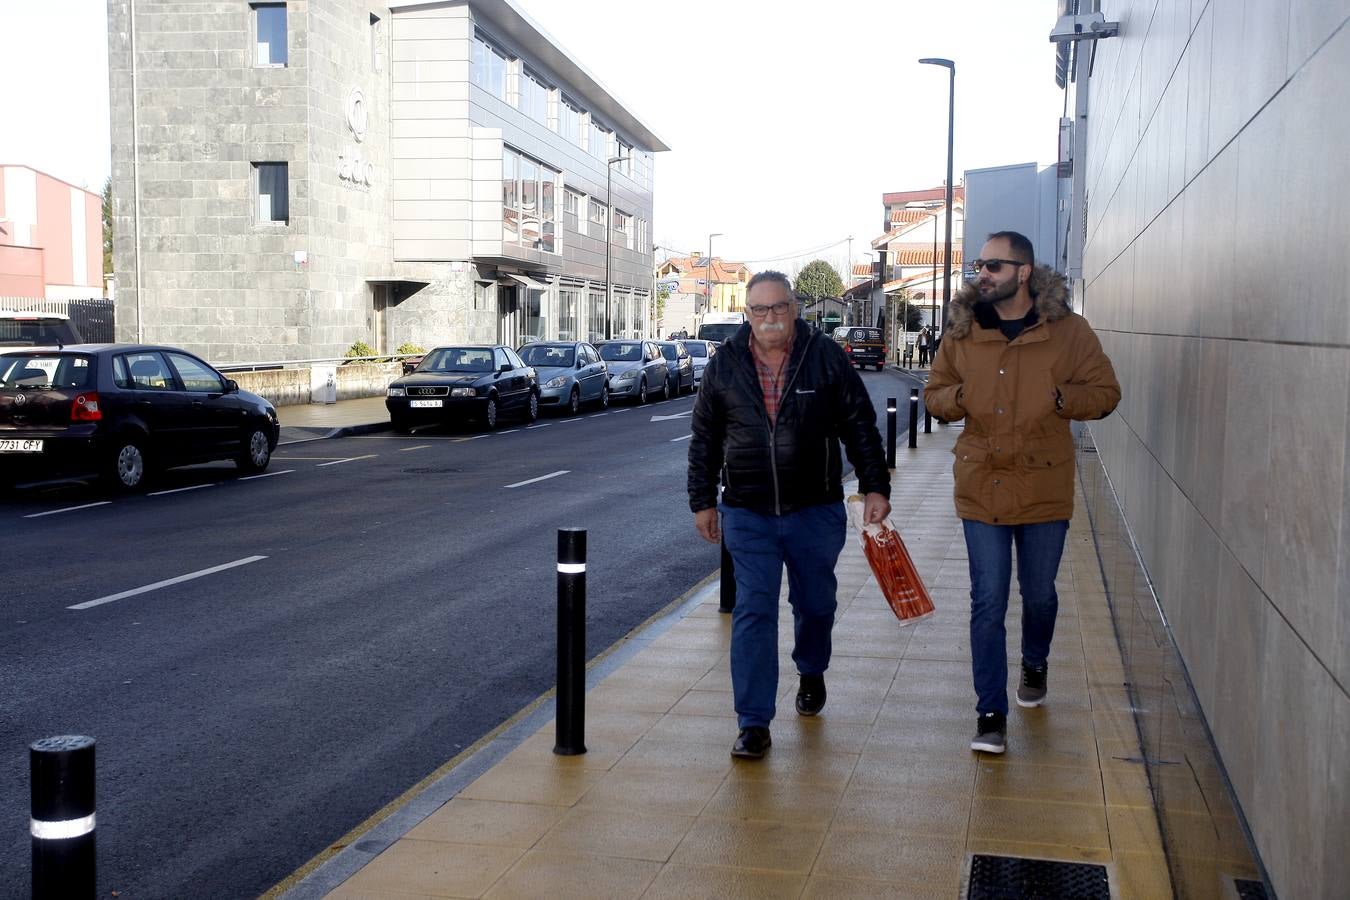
[31,735,96,899]
[886,397,897,469]
[554,528,587,756]
[719,537,736,613]
[924,393,932,434]
[909,389,919,449]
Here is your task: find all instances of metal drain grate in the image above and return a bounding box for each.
[967,854,1110,899]
[1234,879,1269,900]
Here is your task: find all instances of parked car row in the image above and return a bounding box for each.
[0,344,280,492]
[385,338,716,430]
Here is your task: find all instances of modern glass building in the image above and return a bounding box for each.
[108,0,668,362]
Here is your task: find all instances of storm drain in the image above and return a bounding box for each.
[967,854,1110,899]
[1234,878,1269,900]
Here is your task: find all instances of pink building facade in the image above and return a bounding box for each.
[0,165,103,299]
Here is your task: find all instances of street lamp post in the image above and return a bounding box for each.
[919,57,955,339]
[604,154,626,340]
[705,233,722,318]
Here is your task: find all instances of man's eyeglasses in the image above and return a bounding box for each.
[971,258,1029,274]
[747,300,792,318]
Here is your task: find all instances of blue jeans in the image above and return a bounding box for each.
[721,502,848,729]
[963,519,1070,716]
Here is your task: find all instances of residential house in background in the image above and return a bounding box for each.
[108,0,668,363]
[654,253,749,336]
[0,165,103,300]
[871,184,964,331]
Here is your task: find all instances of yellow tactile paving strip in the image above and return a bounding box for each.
[328,425,1169,899]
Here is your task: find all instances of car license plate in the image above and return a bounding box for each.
[409,399,443,408]
[0,438,44,453]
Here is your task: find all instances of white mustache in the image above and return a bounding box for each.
[757,322,787,332]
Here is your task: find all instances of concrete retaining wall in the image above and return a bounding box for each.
[229,362,401,407]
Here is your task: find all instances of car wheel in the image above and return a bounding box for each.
[637,378,647,404]
[526,391,540,423]
[568,387,581,416]
[236,426,272,474]
[662,377,671,401]
[105,436,149,491]
[485,396,499,429]
[599,382,610,409]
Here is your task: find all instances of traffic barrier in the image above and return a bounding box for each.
[31,735,96,898]
[554,529,587,756]
[909,390,919,449]
[886,397,897,469]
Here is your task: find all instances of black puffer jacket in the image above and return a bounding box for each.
[688,320,890,515]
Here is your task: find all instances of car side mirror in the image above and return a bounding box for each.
[224,379,239,393]
[499,363,512,373]
[577,360,585,369]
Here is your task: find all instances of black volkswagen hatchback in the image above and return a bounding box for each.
[385,345,540,432]
[0,345,279,491]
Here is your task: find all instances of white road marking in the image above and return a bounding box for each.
[504,470,570,489]
[316,454,377,467]
[68,556,268,611]
[670,434,693,442]
[24,501,112,519]
[398,445,432,452]
[452,435,490,442]
[496,429,520,435]
[651,410,693,422]
[556,417,585,423]
[526,423,552,429]
[610,409,631,414]
[239,469,294,480]
[148,483,215,497]
[588,414,608,419]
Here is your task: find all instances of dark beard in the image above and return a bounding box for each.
[977,278,1019,304]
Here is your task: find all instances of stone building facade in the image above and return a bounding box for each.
[108,0,666,363]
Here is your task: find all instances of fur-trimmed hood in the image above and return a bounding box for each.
[944,264,1071,340]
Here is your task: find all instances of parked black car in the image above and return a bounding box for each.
[386,345,540,431]
[0,344,280,491]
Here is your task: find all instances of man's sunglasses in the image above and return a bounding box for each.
[971,258,1029,274]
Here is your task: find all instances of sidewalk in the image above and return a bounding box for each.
[284,422,1171,899]
[276,397,391,444]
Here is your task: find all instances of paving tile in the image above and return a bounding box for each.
[813,827,965,884]
[504,727,641,771]
[641,864,806,899]
[670,819,828,873]
[576,768,725,817]
[482,849,661,899]
[535,807,695,862]
[1107,804,1167,856]
[965,837,1114,865]
[668,690,737,718]
[800,875,954,899]
[405,798,567,848]
[832,783,972,838]
[974,760,1106,806]
[458,763,604,806]
[612,736,735,776]
[585,679,690,714]
[701,777,846,825]
[725,746,860,788]
[333,839,523,898]
[969,796,1110,850]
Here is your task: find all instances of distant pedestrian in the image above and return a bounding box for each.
[917,326,933,366]
[688,270,891,760]
[925,231,1120,755]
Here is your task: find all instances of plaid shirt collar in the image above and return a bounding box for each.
[749,336,791,426]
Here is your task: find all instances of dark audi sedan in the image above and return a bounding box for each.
[0,345,280,491]
[386,345,539,432]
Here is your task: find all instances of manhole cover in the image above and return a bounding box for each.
[967,854,1109,899]
[402,467,463,474]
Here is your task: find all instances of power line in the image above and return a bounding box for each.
[739,236,852,265]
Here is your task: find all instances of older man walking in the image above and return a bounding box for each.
[688,270,891,759]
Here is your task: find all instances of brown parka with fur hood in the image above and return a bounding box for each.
[924,265,1120,525]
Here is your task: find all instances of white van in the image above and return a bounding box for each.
[696,312,746,345]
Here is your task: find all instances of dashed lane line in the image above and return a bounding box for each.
[398,445,433,452]
[23,502,112,519]
[504,470,569,489]
[148,483,215,497]
[315,454,378,468]
[670,434,693,442]
[239,469,295,480]
[68,555,269,610]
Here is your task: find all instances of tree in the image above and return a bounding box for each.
[793,259,843,301]
[102,177,113,276]
[655,284,670,332]
[891,294,924,332]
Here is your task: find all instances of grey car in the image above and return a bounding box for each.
[657,341,695,396]
[597,340,670,403]
[517,341,609,415]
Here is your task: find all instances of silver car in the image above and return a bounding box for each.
[597,340,670,404]
[517,341,609,415]
[679,339,717,389]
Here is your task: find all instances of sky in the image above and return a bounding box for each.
[0,0,1068,277]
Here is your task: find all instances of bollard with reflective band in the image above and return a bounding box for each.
[909,389,919,449]
[719,538,736,613]
[555,528,587,755]
[924,391,932,433]
[886,397,897,469]
[31,734,96,899]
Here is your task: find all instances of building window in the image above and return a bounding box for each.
[563,189,582,231]
[370,14,384,72]
[636,218,648,254]
[502,147,559,253]
[474,281,493,311]
[558,289,580,340]
[588,291,605,343]
[588,119,610,161]
[519,70,549,125]
[615,291,629,337]
[254,162,288,224]
[618,142,632,176]
[252,3,287,67]
[559,99,582,144]
[471,34,507,100]
[502,151,519,242]
[588,198,606,240]
[540,168,557,253]
[614,210,632,250]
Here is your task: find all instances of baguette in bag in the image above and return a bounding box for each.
[846,494,935,625]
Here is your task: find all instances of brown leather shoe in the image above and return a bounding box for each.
[730,726,772,759]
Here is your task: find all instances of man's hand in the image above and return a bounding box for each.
[694,508,721,544]
[863,492,891,525]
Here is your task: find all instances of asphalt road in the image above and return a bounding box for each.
[0,366,927,897]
